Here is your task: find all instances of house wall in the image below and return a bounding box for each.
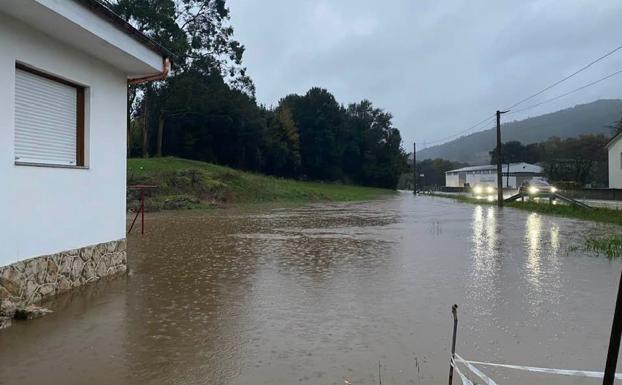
[465,173,519,188]
[466,172,497,187]
[609,139,622,188]
[0,12,127,267]
[445,173,460,187]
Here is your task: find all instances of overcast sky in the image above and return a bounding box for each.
[228,0,622,149]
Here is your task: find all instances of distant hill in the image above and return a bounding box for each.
[417,99,622,165]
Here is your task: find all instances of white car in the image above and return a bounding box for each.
[519,178,558,196]
[471,184,497,201]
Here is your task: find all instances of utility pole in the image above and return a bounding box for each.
[448,304,458,385]
[603,271,622,385]
[496,110,508,207]
[413,142,416,194]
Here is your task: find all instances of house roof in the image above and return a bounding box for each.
[76,0,174,60]
[1,0,171,76]
[606,131,622,149]
[446,162,543,174]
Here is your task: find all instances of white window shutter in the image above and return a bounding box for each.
[14,69,77,166]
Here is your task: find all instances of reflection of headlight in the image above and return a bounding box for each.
[487,195,495,202]
[486,186,494,194]
[473,186,483,194]
[528,186,539,194]
[551,187,558,193]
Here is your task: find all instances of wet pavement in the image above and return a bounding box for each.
[1,193,622,385]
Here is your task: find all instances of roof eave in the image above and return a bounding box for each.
[606,131,622,149]
[75,0,175,62]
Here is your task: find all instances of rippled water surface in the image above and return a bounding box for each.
[1,194,622,385]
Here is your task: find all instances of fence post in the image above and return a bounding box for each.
[449,304,458,385]
[141,189,146,235]
[603,271,622,385]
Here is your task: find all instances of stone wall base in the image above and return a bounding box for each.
[0,239,127,328]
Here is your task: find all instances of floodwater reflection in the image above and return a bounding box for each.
[469,206,500,317]
[526,212,543,288]
[0,195,621,385]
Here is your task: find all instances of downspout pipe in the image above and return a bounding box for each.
[128,57,171,84]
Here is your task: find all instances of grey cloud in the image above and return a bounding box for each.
[228,0,622,149]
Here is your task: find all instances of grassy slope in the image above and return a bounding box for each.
[127,157,393,210]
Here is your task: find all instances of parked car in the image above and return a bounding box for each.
[471,184,497,200]
[519,178,558,196]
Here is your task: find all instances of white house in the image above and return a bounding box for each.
[0,0,170,321]
[608,132,622,188]
[445,162,543,188]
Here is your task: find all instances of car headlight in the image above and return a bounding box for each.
[528,186,539,195]
[486,186,494,194]
[473,186,483,194]
[551,187,558,193]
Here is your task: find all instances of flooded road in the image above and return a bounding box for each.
[1,193,622,385]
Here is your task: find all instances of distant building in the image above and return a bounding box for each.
[445,162,543,188]
[607,132,622,188]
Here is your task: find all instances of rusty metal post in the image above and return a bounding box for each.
[140,189,145,235]
[128,185,156,235]
[603,271,622,385]
[449,304,458,385]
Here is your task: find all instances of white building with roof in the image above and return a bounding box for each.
[445,162,543,188]
[0,0,171,321]
[607,132,622,189]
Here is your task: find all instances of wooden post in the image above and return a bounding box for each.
[603,271,622,385]
[448,304,458,385]
[495,110,509,205]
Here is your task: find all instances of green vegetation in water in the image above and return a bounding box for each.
[127,157,394,211]
[429,192,622,226]
[586,235,622,258]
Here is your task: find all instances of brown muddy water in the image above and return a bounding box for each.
[1,193,622,385]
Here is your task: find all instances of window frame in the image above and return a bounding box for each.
[14,63,86,168]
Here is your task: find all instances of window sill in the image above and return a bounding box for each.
[15,161,89,170]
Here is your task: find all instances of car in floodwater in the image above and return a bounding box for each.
[519,178,558,197]
[471,183,497,201]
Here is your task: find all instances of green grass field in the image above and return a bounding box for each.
[127,157,394,210]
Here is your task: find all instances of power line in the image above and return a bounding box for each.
[423,43,622,149]
[507,67,622,117]
[505,43,622,110]
[424,115,496,147]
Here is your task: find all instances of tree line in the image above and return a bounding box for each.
[398,158,467,190]
[110,0,406,189]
